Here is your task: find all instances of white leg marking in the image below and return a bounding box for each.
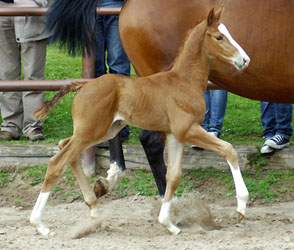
[158,201,181,235]
[227,161,249,215]
[106,162,125,191]
[90,203,100,218]
[30,192,51,236]
[158,134,183,235]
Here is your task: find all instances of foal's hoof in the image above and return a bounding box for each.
[93,177,109,198]
[236,211,245,223]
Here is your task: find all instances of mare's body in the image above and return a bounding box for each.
[120,0,294,102]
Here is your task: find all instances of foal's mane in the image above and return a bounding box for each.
[167,19,208,71]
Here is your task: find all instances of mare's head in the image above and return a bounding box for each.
[204,7,250,71]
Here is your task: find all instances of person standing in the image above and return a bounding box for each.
[0,0,51,141]
[260,102,293,154]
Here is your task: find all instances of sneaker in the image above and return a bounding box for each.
[27,128,45,142]
[265,135,290,150]
[0,131,20,141]
[208,131,220,138]
[260,143,274,154]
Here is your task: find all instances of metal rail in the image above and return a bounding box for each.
[0,6,121,16]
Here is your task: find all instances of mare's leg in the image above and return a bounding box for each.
[30,137,90,236]
[184,124,249,219]
[109,134,126,172]
[140,130,167,197]
[158,134,184,235]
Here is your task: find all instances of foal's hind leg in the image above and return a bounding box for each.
[158,134,184,235]
[184,124,249,220]
[59,138,99,216]
[30,137,90,236]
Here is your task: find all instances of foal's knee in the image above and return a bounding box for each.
[221,142,238,166]
[58,137,71,150]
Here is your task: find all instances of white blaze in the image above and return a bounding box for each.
[218,23,250,67]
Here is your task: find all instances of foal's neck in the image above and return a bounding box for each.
[171,21,209,86]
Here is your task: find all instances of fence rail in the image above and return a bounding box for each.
[0,6,121,16]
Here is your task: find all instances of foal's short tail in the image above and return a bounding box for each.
[34,82,84,121]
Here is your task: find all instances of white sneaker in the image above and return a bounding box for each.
[208,131,220,138]
[265,135,290,150]
[260,143,274,154]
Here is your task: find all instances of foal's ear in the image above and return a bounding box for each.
[207,5,224,26]
[214,5,224,21]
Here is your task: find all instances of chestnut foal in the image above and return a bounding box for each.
[30,7,250,235]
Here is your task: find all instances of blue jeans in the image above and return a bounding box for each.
[95,0,130,137]
[260,102,293,139]
[95,0,130,77]
[202,90,228,134]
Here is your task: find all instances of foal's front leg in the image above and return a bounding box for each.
[158,134,184,235]
[185,125,249,220]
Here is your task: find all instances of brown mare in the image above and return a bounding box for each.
[120,0,294,103]
[44,0,294,199]
[30,8,250,235]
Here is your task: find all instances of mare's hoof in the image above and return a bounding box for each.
[236,211,245,222]
[93,177,109,198]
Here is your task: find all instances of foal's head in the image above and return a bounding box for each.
[204,7,250,71]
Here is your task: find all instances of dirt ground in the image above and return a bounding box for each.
[0,170,294,250]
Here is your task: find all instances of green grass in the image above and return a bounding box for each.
[114,168,294,202]
[1,165,293,203]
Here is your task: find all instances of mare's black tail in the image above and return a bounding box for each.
[47,0,101,56]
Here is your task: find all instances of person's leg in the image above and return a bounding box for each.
[208,89,228,136]
[21,39,46,140]
[265,104,292,150]
[260,102,276,139]
[0,16,23,139]
[201,90,211,132]
[260,102,276,154]
[275,104,293,137]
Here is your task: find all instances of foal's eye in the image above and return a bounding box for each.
[215,36,223,41]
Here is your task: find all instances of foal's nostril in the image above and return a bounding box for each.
[243,58,247,64]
